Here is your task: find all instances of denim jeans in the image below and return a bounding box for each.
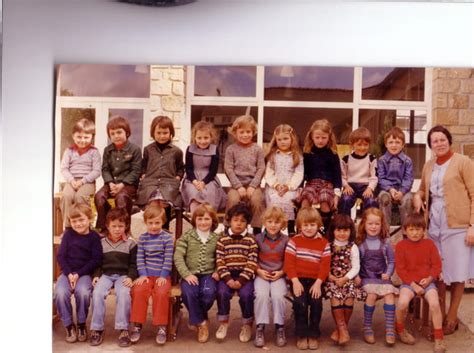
[292,278,323,338]
[54,273,92,327]
[217,277,254,324]
[378,190,413,228]
[338,183,379,216]
[180,274,217,325]
[90,274,131,331]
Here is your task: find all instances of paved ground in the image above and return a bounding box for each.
[53,290,473,353]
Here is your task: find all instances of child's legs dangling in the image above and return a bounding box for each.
[383,294,396,344]
[198,275,217,321]
[114,275,132,330]
[216,280,234,323]
[54,274,75,327]
[74,275,93,325]
[254,277,271,325]
[395,287,414,331]
[270,278,288,326]
[130,278,153,325]
[90,275,114,331]
[425,288,443,331]
[238,281,255,324]
[363,294,377,343]
[151,278,171,326]
[249,187,264,230]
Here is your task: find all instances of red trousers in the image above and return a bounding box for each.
[130,276,171,326]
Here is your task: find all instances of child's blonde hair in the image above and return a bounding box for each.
[68,203,93,222]
[191,203,219,232]
[303,119,338,153]
[261,206,288,231]
[228,115,257,138]
[296,207,323,230]
[356,207,389,245]
[143,202,167,223]
[72,118,95,135]
[265,124,301,168]
[191,121,217,144]
[349,127,371,145]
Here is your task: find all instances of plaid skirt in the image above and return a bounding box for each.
[297,179,335,208]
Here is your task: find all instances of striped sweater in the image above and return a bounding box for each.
[137,231,174,278]
[93,237,138,280]
[284,233,331,281]
[216,231,258,285]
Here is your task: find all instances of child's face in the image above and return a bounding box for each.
[230,214,248,235]
[352,139,369,156]
[301,221,319,238]
[154,126,172,144]
[365,214,382,237]
[385,136,404,156]
[311,130,330,148]
[195,212,213,232]
[146,215,164,235]
[264,218,283,236]
[109,128,128,146]
[275,132,292,152]
[404,225,425,242]
[72,131,93,149]
[334,227,351,243]
[70,213,91,235]
[107,219,127,242]
[236,127,254,146]
[195,129,212,149]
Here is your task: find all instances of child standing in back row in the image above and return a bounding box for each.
[264,124,303,235]
[225,115,266,234]
[297,119,342,232]
[60,118,101,228]
[357,208,398,345]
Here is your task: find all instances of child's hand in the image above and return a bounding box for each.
[333,196,340,210]
[109,182,118,195]
[381,273,390,281]
[310,280,322,299]
[328,274,337,282]
[394,191,403,202]
[156,277,167,287]
[175,175,181,181]
[411,282,425,296]
[238,187,247,199]
[184,274,199,285]
[257,268,273,280]
[192,180,203,192]
[465,227,474,246]
[71,179,83,190]
[232,281,242,289]
[122,277,133,288]
[92,276,99,287]
[115,182,125,194]
[246,187,255,199]
[292,278,304,297]
[212,272,220,281]
[413,193,425,213]
[134,276,149,286]
[362,187,374,199]
[419,276,433,288]
[354,276,362,286]
[277,184,289,197]
[68,273,79,289]
[270,270,284,281]
[335,276,348,287]
[343,185,354,196]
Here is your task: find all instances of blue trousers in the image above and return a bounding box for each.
[54,273,92,327]
[338,183,379,216]
[180,274,217,325]
[90,274,131,331]
[216,278,254,324]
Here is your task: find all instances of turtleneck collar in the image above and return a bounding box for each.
[436,150,454,165]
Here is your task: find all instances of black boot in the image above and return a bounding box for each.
[320,210,333,236]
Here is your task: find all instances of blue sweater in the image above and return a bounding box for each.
[303,146,342,188]
[57,228,102,277]
[137,231,174,278]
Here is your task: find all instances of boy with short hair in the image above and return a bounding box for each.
[89,208,138,347]
[377,127,414,228]
[395,213,446,353]
[338,127,378,216]
[60,118,101,228]
[215,203,258,343]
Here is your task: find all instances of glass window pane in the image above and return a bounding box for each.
[191,105,258,172]
[264,66,354,102]
[58,64,150,98]
[263,107,353,157]
[194,66,257,97]
[108,109,144,149]
[362,67,425,101]
[359,109,426,178]
[60,108,96,158]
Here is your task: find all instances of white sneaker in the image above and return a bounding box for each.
[216,323,228,341]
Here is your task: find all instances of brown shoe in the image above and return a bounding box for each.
[398,329,415,345]
[330,329,339,343]
[197,321,209,343]
[434,339,447,353]
[443,319,459,335]
[308,337,319,350]
[333,308,349,345]
[385,331,396,346]
[363,327,375,344]
[296,337,308,350]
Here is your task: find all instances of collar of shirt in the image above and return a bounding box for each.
[264,230,283,241]
[228,228,248,237]
[333,239,349,247]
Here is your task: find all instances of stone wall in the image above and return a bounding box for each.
[432,68,474,158]
[148,65,186,144]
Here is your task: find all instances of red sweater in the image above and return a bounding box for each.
[395,238,442,284]
[284,234,331,281]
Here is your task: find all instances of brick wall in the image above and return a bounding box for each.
[432,68,474,158]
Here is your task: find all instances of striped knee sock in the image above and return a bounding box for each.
[384,303,396,337]
[363,304,375,334]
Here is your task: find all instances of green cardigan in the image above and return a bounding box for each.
[173,228,219,278]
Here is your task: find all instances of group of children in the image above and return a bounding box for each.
[55,113,446,352]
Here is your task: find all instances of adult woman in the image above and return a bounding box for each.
[413,125,474,334]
